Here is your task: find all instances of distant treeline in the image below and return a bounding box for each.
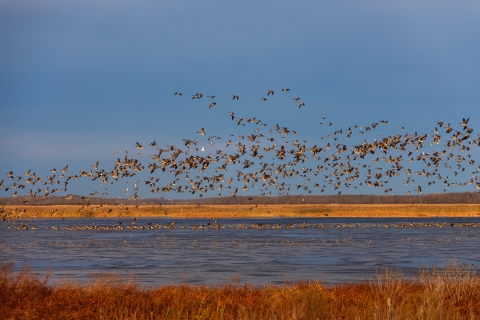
[1,192,479,206]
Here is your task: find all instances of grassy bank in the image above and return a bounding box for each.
[3,204,480,219]
[1,262,479,319]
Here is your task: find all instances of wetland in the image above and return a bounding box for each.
[2,215,480,287]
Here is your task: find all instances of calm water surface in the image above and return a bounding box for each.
[1,217,479,287]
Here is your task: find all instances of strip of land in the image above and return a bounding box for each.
[3,203,480,219]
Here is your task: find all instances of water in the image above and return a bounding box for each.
[1,217,479,287]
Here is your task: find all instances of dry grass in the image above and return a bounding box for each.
[1,262,479,319]
[5,203,480,219]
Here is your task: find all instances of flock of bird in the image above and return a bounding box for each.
[4,219,480,232]
[2,88,480,203]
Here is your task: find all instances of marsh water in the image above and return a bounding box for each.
[1,217,479,287]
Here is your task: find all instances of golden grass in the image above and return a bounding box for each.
[5,203,480,219]
[1,262,479,319]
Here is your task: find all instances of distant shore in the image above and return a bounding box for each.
[3,203,480,219]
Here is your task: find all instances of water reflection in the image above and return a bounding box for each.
[1,217,479,287]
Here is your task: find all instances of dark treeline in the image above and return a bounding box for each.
[1,192,479,206]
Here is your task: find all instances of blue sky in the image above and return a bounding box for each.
[1,0,479,200]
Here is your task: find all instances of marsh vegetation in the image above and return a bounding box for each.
[2,262,479,319]
[3,203,480,219]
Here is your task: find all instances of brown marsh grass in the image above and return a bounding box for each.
[1,262,479,319]
[5,203,480,219]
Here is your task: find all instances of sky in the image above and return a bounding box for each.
[1,0,479,200]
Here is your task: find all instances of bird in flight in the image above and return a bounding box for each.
[192,92,203,99]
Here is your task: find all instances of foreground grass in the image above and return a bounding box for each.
[4,203,480,219]
[1,263,480,319]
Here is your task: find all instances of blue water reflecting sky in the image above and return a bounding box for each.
[1,217,479,286]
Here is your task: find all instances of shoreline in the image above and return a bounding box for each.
[2,262,479,319]
[3,203,480,219]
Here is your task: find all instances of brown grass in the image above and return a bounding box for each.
[5,203,480,219]
[1,262,479,319]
